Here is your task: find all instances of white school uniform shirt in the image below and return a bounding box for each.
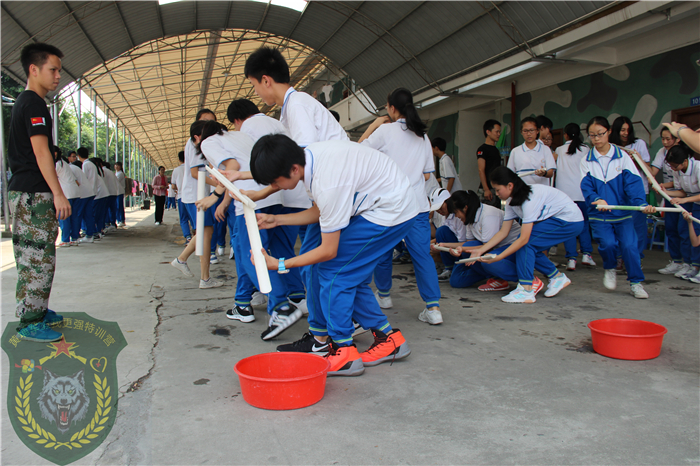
[555,141,589,202]
[625,139,651,194]
[102,167,119,196]
[70,164,93,198]
[83,161,109,200]
[180,139,201,204]
[504,184,583,224]
[303,141,418,233]
[507,140,556,186]
[279,87,349,147]
[55,160,79,199]
[467,204,522,248]
[171,164,184,200]
[167,184,176,198]
[115,170,125,195]
[672,158,700,205]
[361,119,434,213]
[200,131,283,216]
[240,113,312,210]
[651,147,674,184]
[443,214,466,242]
[439,154,463,193]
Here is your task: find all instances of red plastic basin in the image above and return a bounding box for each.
[588,318,668,360]
[234,352,330,410]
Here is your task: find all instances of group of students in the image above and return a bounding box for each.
[54,146,126,246]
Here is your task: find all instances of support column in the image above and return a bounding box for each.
[93,92,97,158]
[0,99,10,232]
[105,109,109,163]
[77,83,81,147]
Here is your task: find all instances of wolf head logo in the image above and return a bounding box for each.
[37,369,90,434]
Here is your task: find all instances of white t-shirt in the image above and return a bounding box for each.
[115,170,125,195]
[83,160,109,200]
[200,131,283,216]
[168,184,176,197]
[466,204,522,248]
[55,160,79,199]
[102,168,119,196]
[171,164,184,200]
[181,139,202,204]
[424,172,440,198]
[504,184,583,224]
[651,147,674,184]
[361,119,434,213]
[555,141,589,202]
[240,113,312,209]
[439,154,463,193]
[304,141,418,233]
[70,164,93,198]
[507,140,556,186]
[443,214,466,242]
[279,87,349,147]
[672,158,700,205]
[625,139,651,194]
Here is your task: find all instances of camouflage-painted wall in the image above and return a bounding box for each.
[499,43,700,156]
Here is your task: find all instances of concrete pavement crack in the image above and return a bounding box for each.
[126,284,163,393]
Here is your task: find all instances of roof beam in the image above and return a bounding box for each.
[113,1,135,49]
[62,1,106,62]
[314,1,363,52]
[155,3,165,38]
[256,1,271,32]
[198,32,220,110]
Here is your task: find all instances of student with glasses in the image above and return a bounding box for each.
[581,116,656,299]
[507,117,556,186]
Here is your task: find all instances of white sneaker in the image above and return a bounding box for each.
[544,273,571,298]
[674,263,693,278]
[374,290,393,309]
[630,283,648,299]
[566,259,576,271]
[106,225,117,233]
[437,268,452,282]
[582,254,596,266]
[155,222,161,225]
[228,248,235,260]
[217,246,225,256]
[501,284,536,303]
[680,267,700,281]
[549,246,558,256]
[658,261,684,275]
[251,292,267,307]
[199,277,223,289]
[171,258,194,277]
[603,269,617,290]
[79,236,94,244]
[209,254,219,265]
[418,308,443,325]
[292,298,308,316]
[689,274,700,284]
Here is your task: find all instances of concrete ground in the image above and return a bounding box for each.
[1,206,698,465]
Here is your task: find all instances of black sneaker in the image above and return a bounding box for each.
[260,304,303,341]
[277,332,330,355]
[352,319,368,337]
[226,305,255,323]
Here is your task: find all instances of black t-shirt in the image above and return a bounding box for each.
[8,90,53,193]
[476,143,501,189]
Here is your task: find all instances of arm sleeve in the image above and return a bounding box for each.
[360,125,386,152]
[579,159,600,205]
[651,149,665,170]
[201,137,233,168]
[503,202,518,221]
[285,104,319,147]
[24,99,52,138]
[636,140,651,163]
[442,157,457,178]
[423,138,435,173]
[544,147,557,171]
[621,158,648,206]
[506,151,516,171]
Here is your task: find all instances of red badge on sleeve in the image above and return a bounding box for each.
[31,117,45,126]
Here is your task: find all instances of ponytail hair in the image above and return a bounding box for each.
[191,120,227,160]
[564,123,585,155]
[450,190,482,225]
[387,88,426,138]
[489,166,531,207]
[89,157,104,177]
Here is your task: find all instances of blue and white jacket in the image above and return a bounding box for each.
[580,145,648,222]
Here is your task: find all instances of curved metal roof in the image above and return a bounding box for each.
[1,0,616,167]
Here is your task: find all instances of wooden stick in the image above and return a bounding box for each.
[433,245,457,254]
[596,205,681,213]
[456,254,497,264]
[613,144,700,224]
[517,170,539,177]
[205,165,257,209]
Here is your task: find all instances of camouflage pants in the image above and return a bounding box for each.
[9,191,58,328]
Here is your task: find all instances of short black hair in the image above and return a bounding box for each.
[521,117,538,130]
[20,43,64,76]
[227,99,260,123]
[178,150,185,162]
[483,119,501,137]
[103,161,111,169]
[67,150,77,157]
[114,161,122,169]
[195,108,216,121]
[535,115,553,130]
[666,144,691,165]
[190,120,209,142]
[330,110,340,122]
[660,127,675,139]
[250,134,305,186]
[77,147,90,159]
[158,165,165,171]
[431,137,447,152]
[244,47,290,84]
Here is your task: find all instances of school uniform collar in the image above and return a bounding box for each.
[521,140,543,153]
[474,204,484,224]
[587,144,623,162]
[303,148,314,194]
[282,87,297,112]
[681,158,695,175]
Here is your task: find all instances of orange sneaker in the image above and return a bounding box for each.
[532,276,544,296]
[324,343,364,376]
[360,329,411,367]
